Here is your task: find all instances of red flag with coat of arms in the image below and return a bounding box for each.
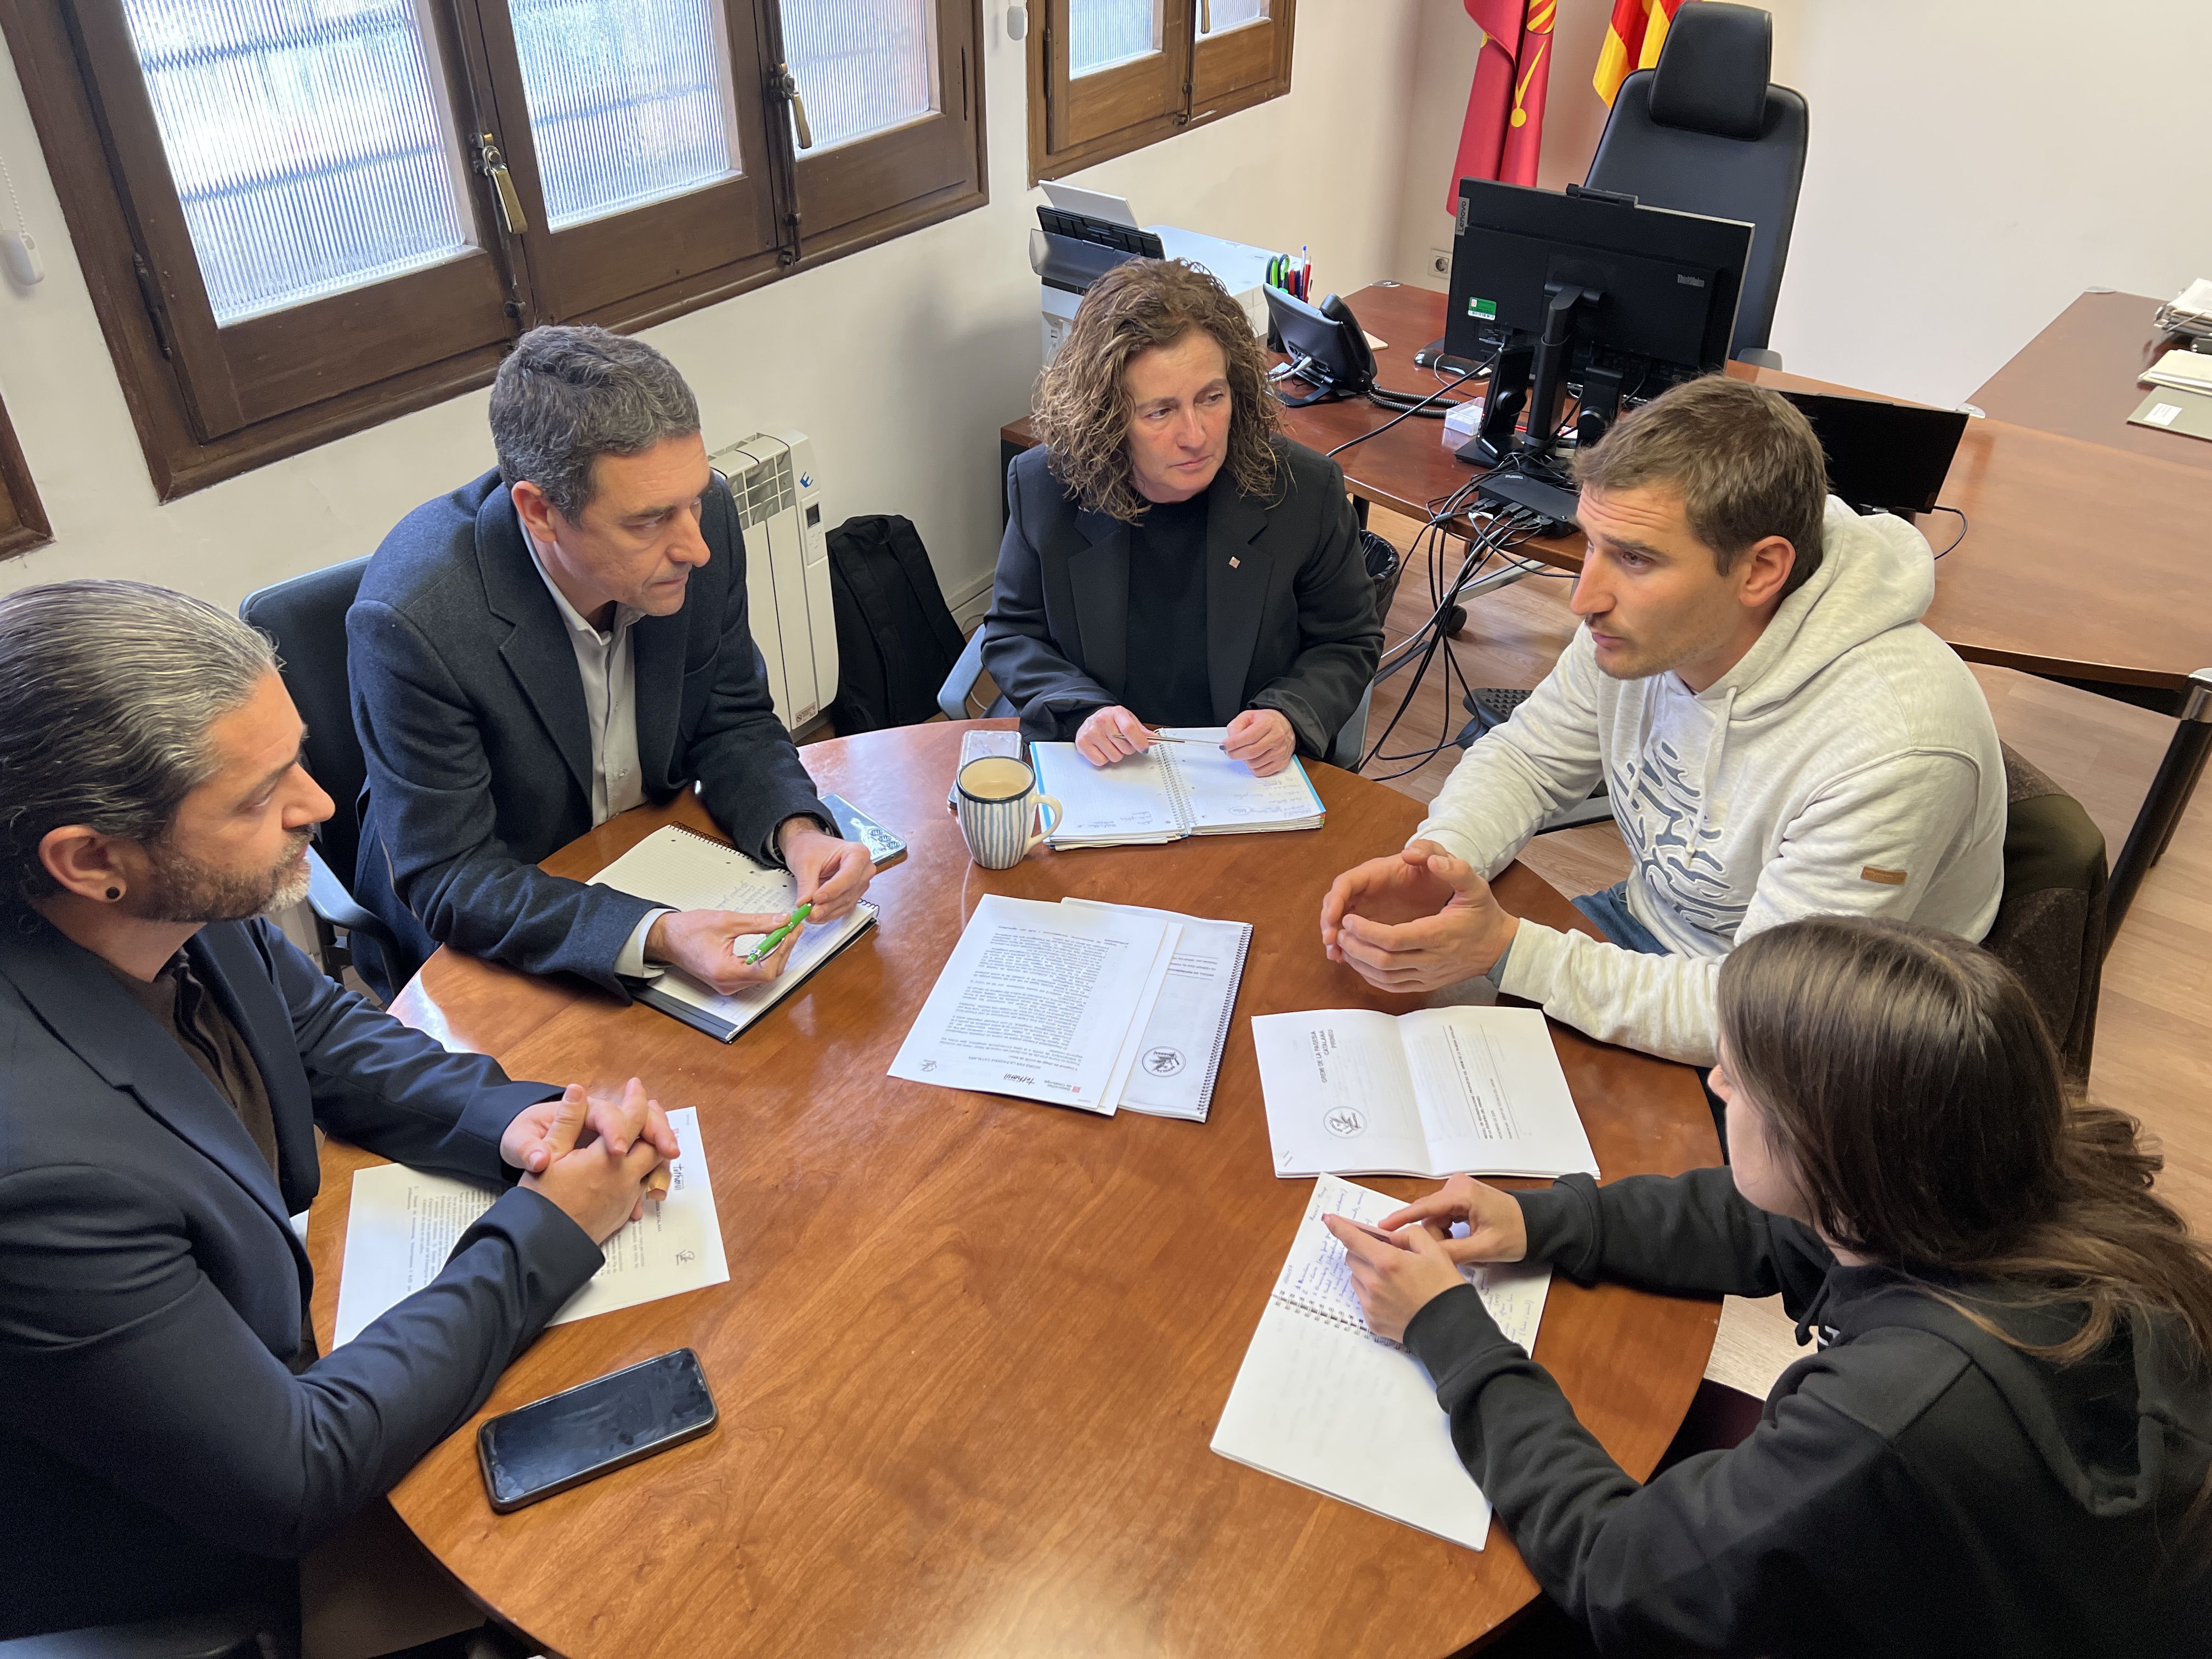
[1445,0,1560,211]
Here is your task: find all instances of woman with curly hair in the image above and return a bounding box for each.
[1330,914,2212,1656]
[982,259,1380,776]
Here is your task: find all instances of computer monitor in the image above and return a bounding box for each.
[1777,390,1969,517]
[1445,180,1753,471]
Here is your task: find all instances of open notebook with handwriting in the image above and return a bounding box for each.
[591,826,877,1042]
[1211,1173,1551,1550]
[1028,730,1325,848]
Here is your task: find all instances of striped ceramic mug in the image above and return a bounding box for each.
[956,756,1062,869]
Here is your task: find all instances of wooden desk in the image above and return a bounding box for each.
[1968,289,2212,473]
[1003,283,2212,937]
[310,722,1720,1659]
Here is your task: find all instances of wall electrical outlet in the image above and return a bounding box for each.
[1427,247,1452,280]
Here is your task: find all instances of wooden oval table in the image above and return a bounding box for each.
[309,721,1720,1658]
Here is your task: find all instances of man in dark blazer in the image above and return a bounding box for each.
[984,258,1380,774]
[348,325,871,999]
[0,582,672,1639]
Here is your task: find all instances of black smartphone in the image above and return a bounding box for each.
[477,1348,717,1513]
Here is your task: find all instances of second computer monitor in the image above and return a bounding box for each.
[1447,179,1751,371]
[1445,179,1753,467]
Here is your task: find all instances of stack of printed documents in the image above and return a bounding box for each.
[2153,278,2212,342]
[888,894,1249,1118]
[2141,346,2212,396]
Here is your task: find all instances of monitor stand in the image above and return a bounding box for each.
[1454,341,1533,467]
[1516,282,1598,478]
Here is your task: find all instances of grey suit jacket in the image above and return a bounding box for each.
[0,916,600,1638]
[348,469,829,995]
[980,437,1381,752]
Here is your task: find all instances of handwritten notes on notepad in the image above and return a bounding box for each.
[331,1107,730,1346]
[1028,738,1325,847]
[591,826,878,1042]
[1212,1174,1550,1550]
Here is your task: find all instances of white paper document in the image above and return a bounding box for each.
[1252,1006,1600,1179]
[1212,1174,1551,1551]
[592,826,877,1042]
[887,894,1176,1112]
[1062,899,1252,1121]
[332,1107,730,1347]
[1029,740,1325,847]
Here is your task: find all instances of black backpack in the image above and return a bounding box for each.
[824,514,967,733]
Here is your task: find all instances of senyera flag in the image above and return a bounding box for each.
[1446,0,1560,210]
[1595,0,1689,105]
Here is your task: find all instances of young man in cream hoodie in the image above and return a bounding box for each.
[1320,375,2004,1070]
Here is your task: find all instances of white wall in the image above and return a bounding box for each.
[1388,0,2212,406]
[1759,0,2212,404]
[0,1,1422,618]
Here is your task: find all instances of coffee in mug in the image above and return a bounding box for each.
[955,755,1061,870]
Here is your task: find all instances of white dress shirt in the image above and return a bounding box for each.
[522,518,667,978]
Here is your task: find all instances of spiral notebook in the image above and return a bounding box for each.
[1028,731,1325,848]
[590,826,878,1042]
[1060,899,1251,1121]
[1211,1173,1550,1551]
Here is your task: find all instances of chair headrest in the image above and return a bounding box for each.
[1649,3,1773,141]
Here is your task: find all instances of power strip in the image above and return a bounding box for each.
[1476,473,1581,535]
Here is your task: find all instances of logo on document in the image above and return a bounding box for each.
[1142,1046,1186,1077]
[1324,1107,1367,1139]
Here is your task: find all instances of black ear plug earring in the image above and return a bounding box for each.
[105,887,121,900]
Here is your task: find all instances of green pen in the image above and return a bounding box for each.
[742,902,812,965]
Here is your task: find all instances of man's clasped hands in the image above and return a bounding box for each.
[499,1078,682,1245]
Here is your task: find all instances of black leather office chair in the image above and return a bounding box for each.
[1583,2,1808,368]
[239,556,398,985]
[1985,743,2107,1082]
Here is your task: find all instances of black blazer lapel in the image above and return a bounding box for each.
[1065,506,1132,698]
[1205,481,1274,724]
[1,926,296,1245]
[475,488,593,802]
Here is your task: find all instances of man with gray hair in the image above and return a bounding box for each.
[349,323,871,997]
[0,580,674,1639]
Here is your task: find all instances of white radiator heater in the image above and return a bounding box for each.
[710,430,837,731]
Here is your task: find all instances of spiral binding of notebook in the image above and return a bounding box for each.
[1272,1289,1404,1350]
[1187,921,1251,1122]
[1157,748,1201,837]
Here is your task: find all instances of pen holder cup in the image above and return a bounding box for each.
[955,757,1060,870]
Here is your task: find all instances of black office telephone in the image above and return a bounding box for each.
[1265,286,1378,405]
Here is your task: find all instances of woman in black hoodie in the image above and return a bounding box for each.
[1328,914,2212,1657]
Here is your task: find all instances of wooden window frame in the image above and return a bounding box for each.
[0,0,988,501]
[0,388,53,559]
[1028,0,1294,183]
